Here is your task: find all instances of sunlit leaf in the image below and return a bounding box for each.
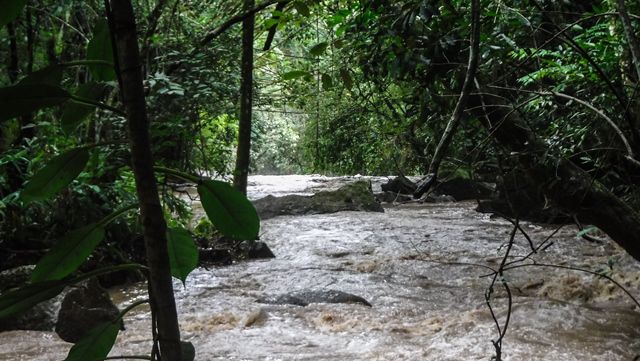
[282,70,310,80]
[61,82,106,133]
[21,147,90,202]
[0,0,27,27]
[0,84,70,122]
[167,226,199,284]
[64,321,119,361]
[31,223,106,282]
[197,180,260,240]
[18,65,64,86]
[87,19,116,81]
[309,42,328,56]
[0,280,66,320]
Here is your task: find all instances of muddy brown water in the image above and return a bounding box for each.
[1,175,640,360]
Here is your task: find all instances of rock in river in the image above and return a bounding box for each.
[257,289,372,307]
[253,180,384,220]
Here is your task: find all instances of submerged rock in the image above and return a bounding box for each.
[55,280,121,343]
[240,241,276,259]
[433,177,495,201]
[253,180,384,219]
[257,289,372,307]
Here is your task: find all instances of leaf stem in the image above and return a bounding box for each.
[70,94,125,116]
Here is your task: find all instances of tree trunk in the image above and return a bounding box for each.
[414,0,480,198]
[468,90,640,262]
[233,0,255,195]
[107,0,182,359]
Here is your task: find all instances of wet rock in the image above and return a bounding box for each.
[380,175,416,195]
[256,289,372,307]
[375,191,414,204]
[253,180,384,220]
[55,280,121,343]
[0,265,63,332]
[240,241,275,259]
[432,177,495,201]
[199,248,233,266]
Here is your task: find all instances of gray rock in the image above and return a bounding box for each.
[55,280,121,343]
[253,180,384,220]
[375,191,414,203]
[0,265,63,332]
[240,241,275,259]
[257,289,372,307]
[380,175,416,195]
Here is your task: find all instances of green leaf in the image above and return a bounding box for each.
[31,223,106,282]
[321,73,333,90]
[167,226,199,284]
[282,70,310,80]
[181,341,196,361]
[87,20,116,82]
[0,0,27,27]
[293,1,310,17]
[0,84,70,122]
[0,280,66,320]
[64,321,119,361]
[18,65,64,86]
[197,180,260,240]
[21,147,90,202]
[61,83,106,133]
[339,69,353,90]
[309,42,328,56]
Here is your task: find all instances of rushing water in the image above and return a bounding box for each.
[2,175,640,360]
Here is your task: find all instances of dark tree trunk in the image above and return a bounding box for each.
[233,0,255,195]
[7,22,19,83]
[107,0,182,359]
[469,91,640,261]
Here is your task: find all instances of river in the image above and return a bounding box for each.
[2,175,640,360]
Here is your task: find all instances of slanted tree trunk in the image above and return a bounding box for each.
[108,0,182,359]
[468,90,640,261]
[414,0,480,198]
[233,0,255,195]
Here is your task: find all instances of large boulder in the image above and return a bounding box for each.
[0,265,62,332]
[253,180,384,219]
[380,175,416,195]
[257,289,372,307]
[55,280,121,343]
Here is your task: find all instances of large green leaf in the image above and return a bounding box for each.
[0,280,66,320]
[87,20,116,82]
[309,42,328,56]
[64,321,120,361]
[339,69,353,90]
[321,73,333,90]
[0,0,27,27]
[31,223,106,282]
[0,84,70,122]
[21,147,90,202]
[181,341,196,361]
[167,226,199,284]
[197,180,260,240]
[18,65,64,86]
[61,82,106,133]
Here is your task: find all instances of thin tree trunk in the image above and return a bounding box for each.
[7,22,19,83]
[616,0,640,81]
[233,0,255,195]
[414,0,480,198]
[107,0,182,360]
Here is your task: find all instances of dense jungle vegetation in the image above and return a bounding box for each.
[1,0,640,360]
